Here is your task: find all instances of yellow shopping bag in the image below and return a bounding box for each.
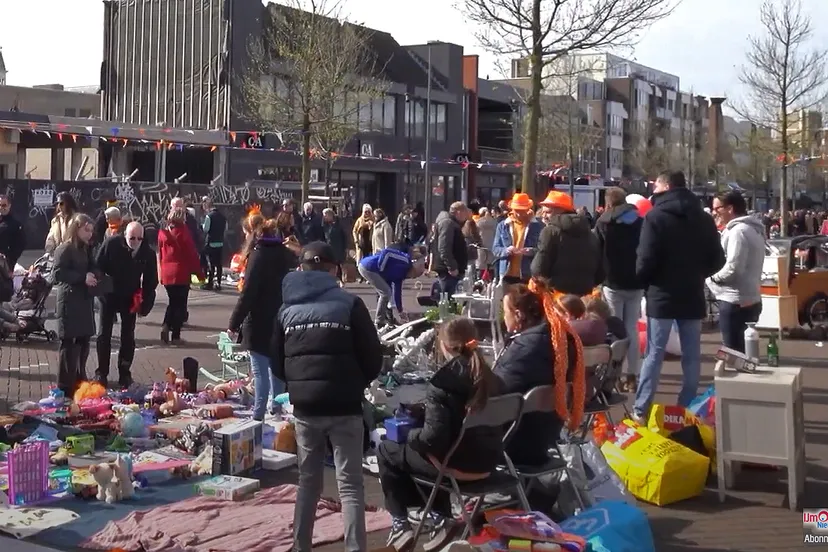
[600,419,709,506]
[648,404,716,473]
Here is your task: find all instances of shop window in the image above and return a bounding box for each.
[384,96,396,134]
[358,101,372,132]
[413,101,425,138]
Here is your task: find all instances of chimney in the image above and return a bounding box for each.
[708,96,726,164]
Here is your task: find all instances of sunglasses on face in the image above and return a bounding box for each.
[128,236,143,242]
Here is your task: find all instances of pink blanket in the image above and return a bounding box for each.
[81,484,392,552]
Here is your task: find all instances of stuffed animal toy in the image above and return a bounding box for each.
[164,367,190,394]
[74,381,107,404]
[89,456,132,503]
[158,384,186,416]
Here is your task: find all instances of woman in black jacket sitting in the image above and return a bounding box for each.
[227,212,293,421]
[379,318,501,552]
[494,284,578,466]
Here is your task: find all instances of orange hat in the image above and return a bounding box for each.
[509,192,534,211]
[539,190,575,211]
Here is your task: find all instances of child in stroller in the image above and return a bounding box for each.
[1,254,57,341]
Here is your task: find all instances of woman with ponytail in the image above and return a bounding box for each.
[227,211,292,421]
[379,318,502,551]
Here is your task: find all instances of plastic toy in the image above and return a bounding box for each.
[164,367,190,393]
[39,386,65,408]
[120,411,146,438]
[144,383,165,409]
[48,468,73,496]
[7,441,50,505]
[158,383,186,416]
[74,381,107,403]
[64,434,95,456]
[89,456,133,503]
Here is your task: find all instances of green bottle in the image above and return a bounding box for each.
[767,334,779,367]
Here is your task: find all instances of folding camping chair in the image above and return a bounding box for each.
[199,331,251,383]
[503,385,587,512]
[607,338,633,418]
[576,344,613,438]
[409,393,529,549]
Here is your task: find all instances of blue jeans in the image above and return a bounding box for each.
[249,351,284,421]
[602,287,643,376]
[634,318,702,417]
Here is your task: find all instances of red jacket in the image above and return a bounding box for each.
[158,222,202,285]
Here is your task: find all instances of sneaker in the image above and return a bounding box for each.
[630,411,645,425]
[423,516,460,552]
[387,518,414,551]
[200,282,214,291]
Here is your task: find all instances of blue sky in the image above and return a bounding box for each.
[1,0,825,115]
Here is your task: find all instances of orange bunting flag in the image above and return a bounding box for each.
[156,141,163,150]
[230,131,237,142]
[71,134,78,143]
[210,145,217,152]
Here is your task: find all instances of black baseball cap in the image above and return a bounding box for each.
[300,241,336,266]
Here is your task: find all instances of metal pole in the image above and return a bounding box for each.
[425,44,432,222]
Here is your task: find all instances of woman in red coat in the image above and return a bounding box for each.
[157,208,203,344]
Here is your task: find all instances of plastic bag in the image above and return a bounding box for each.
[560,500,655,552]
[647,404,716,471]
[600,420,709,506]
[556,438,635,516]
[688,385,715,425]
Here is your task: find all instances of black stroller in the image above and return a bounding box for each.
[9,254,57,342]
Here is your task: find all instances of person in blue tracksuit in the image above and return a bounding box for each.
[358,247,425,327]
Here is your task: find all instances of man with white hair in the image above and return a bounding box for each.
[299,201,324,245]
[94,221,158,388]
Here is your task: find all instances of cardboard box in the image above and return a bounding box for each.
[262,449,296,471]
[212,419,262,476]
[195,475,260,500]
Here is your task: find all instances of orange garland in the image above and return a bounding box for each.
[528,278,587,432]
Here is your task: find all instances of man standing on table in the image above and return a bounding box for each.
[272,241,382,552]
[95,222,157,388]
[634,170,724,422]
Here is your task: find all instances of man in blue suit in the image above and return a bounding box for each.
[492,193,544,284]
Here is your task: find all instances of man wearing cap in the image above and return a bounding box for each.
[432,201,470,297]
[634,170,724,422]
[272,241,382,552]
[531,190,603,295]
[492,193,543,284]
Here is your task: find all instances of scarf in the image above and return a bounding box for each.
[527,278,587,432]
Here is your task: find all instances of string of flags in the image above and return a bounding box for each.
[0,120,579,177]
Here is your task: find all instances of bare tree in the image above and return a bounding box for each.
[736,0,828,235]
[462,0,675,198]
[625,118,671,180]
[240,0,387,201]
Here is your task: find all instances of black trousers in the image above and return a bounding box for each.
[377,440,452,519]
[95,299,137,382]
[205,245,223,285]
[58,337,90,395]
[718,301,762,353]
[164,285,190,338]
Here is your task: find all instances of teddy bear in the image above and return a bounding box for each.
[89,456,133,503]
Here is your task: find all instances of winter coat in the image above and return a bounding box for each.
[0,214,25,268]
[531,213,603,295]
[352,216,374,261]
[272,270,383,417]
[157,221,203,286]
[408,356,504,474]
[299,212,325,245]
[372,218,394,253]
[45,213,73,254]
[494,323,577,466]
[323,219,348,263]
[395,212,413,244]
[95,235,158,315]
[228,237,293,355]
[476,215,497,269]
[594,203,644,290]
[360,248,412,311]
[52,242,96,339]
[636,187,725,319]
[706,215,766,306]
[432,211,468,275]
[492,216,544,281]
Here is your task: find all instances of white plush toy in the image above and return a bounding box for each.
[89,456,133,503]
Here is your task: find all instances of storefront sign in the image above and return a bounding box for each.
[452,153,470,164]
[360,142,374,157]
[245,134,264,149]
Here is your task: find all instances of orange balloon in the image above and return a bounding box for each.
[635,197,653,216]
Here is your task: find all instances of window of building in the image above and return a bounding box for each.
[358,101,372,131]
[667,99,675,112]
[430,103,447,141]
[79,109,92,118]
[383,96,395,134]
[64,108,76,117]
[413,101,425,138]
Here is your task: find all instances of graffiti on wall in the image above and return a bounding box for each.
[0,179,302,258]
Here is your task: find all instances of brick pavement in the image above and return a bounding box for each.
[1,270,826,551]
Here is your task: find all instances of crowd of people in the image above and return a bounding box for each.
[0,167,818,550]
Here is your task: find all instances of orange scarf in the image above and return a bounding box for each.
[528,278,587,431]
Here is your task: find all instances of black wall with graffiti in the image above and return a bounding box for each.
[0,179,305,261]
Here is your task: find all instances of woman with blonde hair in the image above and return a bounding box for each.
[52,213,99,394]
[352,203,374,265]
[157,208,203,344]
[228,211,292,420]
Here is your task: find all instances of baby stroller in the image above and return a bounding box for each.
[10,254,57,342]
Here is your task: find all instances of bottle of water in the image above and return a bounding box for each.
[463,265,475,294]
[437,293,450,322]
[744,322,760,361]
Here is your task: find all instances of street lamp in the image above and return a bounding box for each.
[424,40,439,223]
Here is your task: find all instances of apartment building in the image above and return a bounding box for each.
[0,49,6,86]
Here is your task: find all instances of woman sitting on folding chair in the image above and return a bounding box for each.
[378,318,501,552]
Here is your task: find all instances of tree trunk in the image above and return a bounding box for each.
[780,107,789,237]
[520,0,543,199]
[301,112,312,203]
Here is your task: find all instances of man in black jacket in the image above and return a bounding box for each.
[634,171,725,421]
[200,197,227,291]
[0,195,24,269]
[432,202,469,297]
[594,187,644,391]
[272,241,382,552]
[298,202,325,244]
[94,222,158,388]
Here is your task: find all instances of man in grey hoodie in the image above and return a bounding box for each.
[707,192,766,353]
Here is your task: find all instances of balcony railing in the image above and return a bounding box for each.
[479,146,518,164]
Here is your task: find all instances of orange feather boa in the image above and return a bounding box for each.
[527,278,587,431]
